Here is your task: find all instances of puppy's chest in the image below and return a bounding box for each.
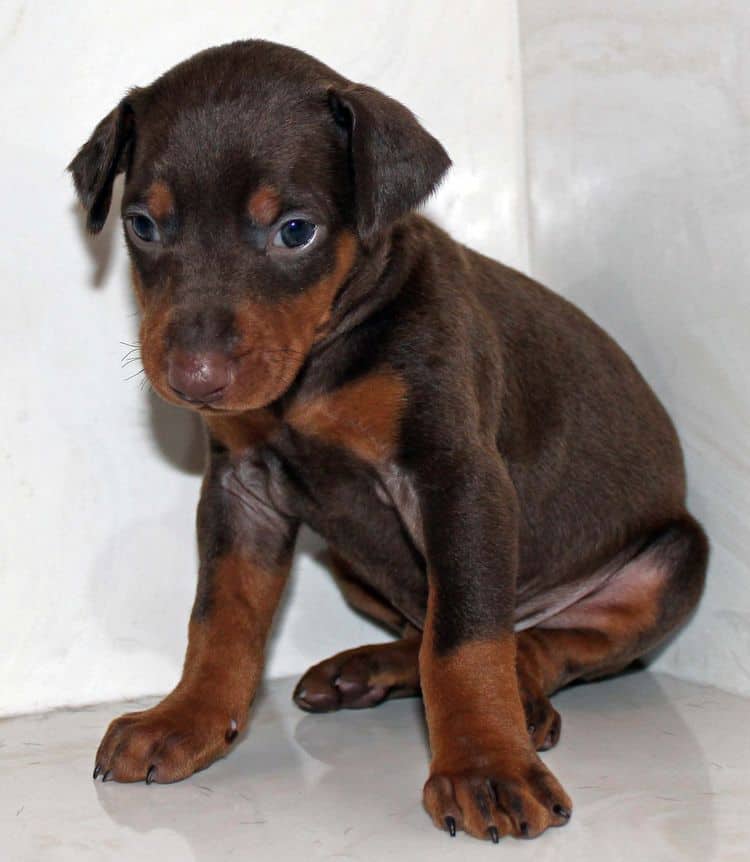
[265,432,407,541]
[208,371,422,547]
[283,369,407,465]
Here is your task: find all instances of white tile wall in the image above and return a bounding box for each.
[519,1,750,694]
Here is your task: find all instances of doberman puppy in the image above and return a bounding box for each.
[69,40,708,842]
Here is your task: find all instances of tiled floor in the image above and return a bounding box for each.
[1,672,747,861]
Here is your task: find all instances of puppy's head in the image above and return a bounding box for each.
[69,41,450,413]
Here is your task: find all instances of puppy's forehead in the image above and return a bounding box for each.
[125,42,350,217]
[131,42,343,173]
[131,91,337,215]
[142,91,328,168]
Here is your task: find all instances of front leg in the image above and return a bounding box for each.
[416,451,572,840]
[94,441,297,783]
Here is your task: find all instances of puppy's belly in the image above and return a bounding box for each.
[513,568,619,631]
[262,440,428,628]
[250,438,624,634]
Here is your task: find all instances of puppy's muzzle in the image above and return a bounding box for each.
[167,350,235,404]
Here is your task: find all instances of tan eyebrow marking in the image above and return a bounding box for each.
[146,181,175,220]
[247,185,282,226]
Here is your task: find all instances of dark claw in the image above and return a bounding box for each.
[553,804,571,820]
[225,719,239,743]
[146,765,156,785]
[93,764,101,780]
[445,816,456,837]
[488,826,500,844]
[102,770,112,782]
[519,821,529,837]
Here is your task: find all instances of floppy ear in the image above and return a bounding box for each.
[68,99,134,234]
[328,84,451,243]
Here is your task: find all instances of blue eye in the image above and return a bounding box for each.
[273,219,317,249]
[128,213,160,243]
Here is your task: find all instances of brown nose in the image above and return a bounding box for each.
[167,350,233,404]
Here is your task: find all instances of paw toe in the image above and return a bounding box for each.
[424,757,572,841]
[525,695,562,751]
[294,654,390,712]
[93,706,232,784]
[292,674,341,712]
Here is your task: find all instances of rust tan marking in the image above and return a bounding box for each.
[180,553,288,712]
[139,287,181,404]
[93,553,289,783]
[205,409,279,455]
[517,553,671,694]
[137,231,358,414]
[420,590,571,839]
[421,634,528,773]
[345,638,421,691]
[146,180,175,220]
[286,369,407,464]
[131,265,146,311]
[294,637,421,712]
[420,585,527,769]
[247,185,281,226]
[516,628,607,696]
[216,231,358,411]
[306,230,357,342]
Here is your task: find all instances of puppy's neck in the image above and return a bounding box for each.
[267,213,430,414]
[311,215,424,356]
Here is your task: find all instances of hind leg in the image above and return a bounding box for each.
[296,552,566,748]
[516,516,708,730]
[294,549,422,712]
[294,635,421,712]
[295,628,564,753]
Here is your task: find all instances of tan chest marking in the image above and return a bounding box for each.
[286,370,408,465]
[205,410,279,455]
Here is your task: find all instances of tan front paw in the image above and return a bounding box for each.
[93,698,242,784]
[423,751,572,841]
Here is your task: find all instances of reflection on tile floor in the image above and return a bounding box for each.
[1,672,747,861]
